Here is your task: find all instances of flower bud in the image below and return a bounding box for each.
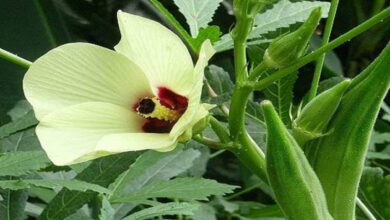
[263,7,322,68]
[292,80,351,145]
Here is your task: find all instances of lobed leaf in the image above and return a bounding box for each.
[0,186,28,220]
[123,202,199,220]
[97,196,115,220]
[112,177,238,203]
[38,152,141,220]
[214,0,330,52]
[0,151,50,176]
[173,0,223,37]
[0,110,37,139]
[109,147,200,200]
[0,179,110,194]
[262,71,297,126]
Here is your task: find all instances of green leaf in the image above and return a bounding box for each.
[203,65,234,104]
[98,196,115,220]
[25,202,44,218]
[38,152,141,220]
[0,128,41,152]
[7,100,33,121]
[173,0,223,37]
[185,143,211,177]
[150,0,197,53]
[0,186,28,220]
[112,177,238,203]
[109,147,200,200]
[366,151,390,160]
[205,65,234,95]
[262,71,297,126]
[358,167,390,219]
[236,202,284,219]
[246,101,265,123]
[214,0,330,52]
[0,151,50,176]
[251,0,330,38]
[192,203,217,220]
[193,25,222,48]
[381,102,390,123]
[123,202,199,220]
[0,179,110,194]
[0,110,37,139]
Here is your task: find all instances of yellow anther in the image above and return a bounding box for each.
[137,97,180,122]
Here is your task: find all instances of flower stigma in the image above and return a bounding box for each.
[135,87,188,133]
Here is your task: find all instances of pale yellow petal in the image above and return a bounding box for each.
[170,41,215,137]
[115,11,194,96]
[36,102,142,165]
[24,43,152,120]
[96,133,177,153]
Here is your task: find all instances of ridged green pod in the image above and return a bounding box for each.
[292,80,351,146]
[307,42,390,220]
[263,7,322,68]
[262,101,333,220]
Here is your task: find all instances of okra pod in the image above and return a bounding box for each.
[262,101,333,220]
[307,42,390,220]
[292,80,351,146]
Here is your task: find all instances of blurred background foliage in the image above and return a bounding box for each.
[0,0,389,219]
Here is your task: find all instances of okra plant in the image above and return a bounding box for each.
[0,0,389,219]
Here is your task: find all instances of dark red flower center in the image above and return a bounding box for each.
[134,87,188,133]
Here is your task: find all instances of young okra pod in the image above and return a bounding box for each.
[307,42,390,220]
[292,80,351,146]
[263,7,322,69]
[262,101,333,220]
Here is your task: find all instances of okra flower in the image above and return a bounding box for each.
[23,11,215,166]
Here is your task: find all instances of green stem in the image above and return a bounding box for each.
[249,6,390,91]
[0,48,32,69]
[307,0,339,101]
[248,62,269,81]
[192,135,232,149]
[232,18,252,82]
[228,1,268,182]
[231,130,267,181]
[210,149,226,159]
[356,197,377,220]
[229,86,252,140]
